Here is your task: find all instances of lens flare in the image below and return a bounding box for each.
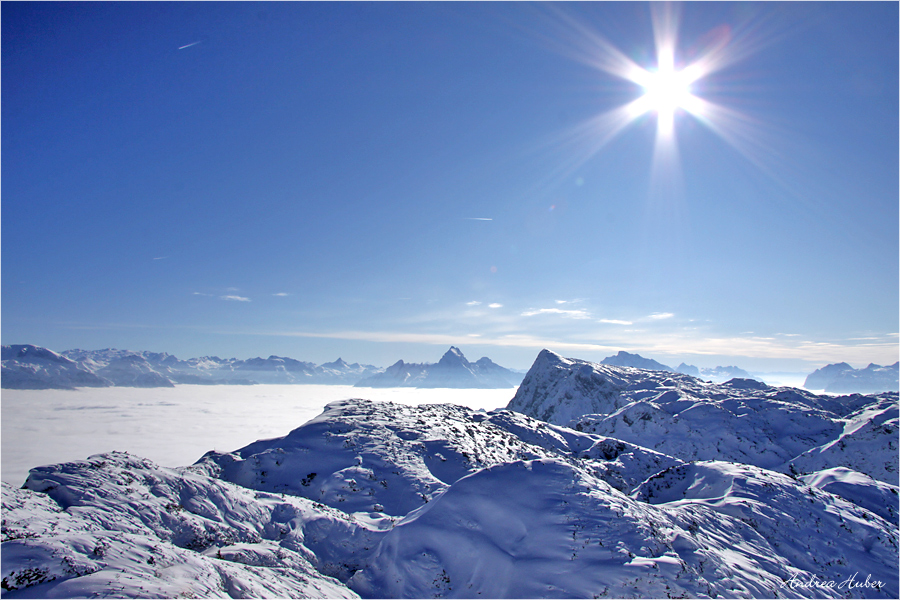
[516,2,793,204]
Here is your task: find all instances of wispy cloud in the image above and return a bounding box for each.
[488,303,503,309]
[236,328,621,354]
[648,312,674,320]
[213,325,899,367]
[152,256,168,261]
[521,308,591,320]
[192,292,213,297]
[273,292,290,297]
[599,318,632,325]
[463,217,493,221]
[466,301,482,306]
[221,295,251,302]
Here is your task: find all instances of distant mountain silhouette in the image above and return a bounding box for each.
[805,362,899,394]
[600,351,673,372]
[354,347,522,388]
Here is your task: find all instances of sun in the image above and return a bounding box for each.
[629,48,704,137]
[540,2,761,182]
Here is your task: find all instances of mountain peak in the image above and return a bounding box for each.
[321,357,350,369]
[438,346,470,367]
[355,348,520,388]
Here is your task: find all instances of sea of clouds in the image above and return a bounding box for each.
[2,385,517,486]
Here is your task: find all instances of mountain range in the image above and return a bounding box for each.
[1,345,522,390]
[599,350,758,383]
[3,348,897,598]
[1,345,381,389]
[354,346,522,388]
[804,361,899,394]
[4,344,897,394]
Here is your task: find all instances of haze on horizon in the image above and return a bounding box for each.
[2,2,897,373]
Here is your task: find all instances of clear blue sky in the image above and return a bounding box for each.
[3,2,897,372]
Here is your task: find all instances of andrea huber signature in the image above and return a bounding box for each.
[781,572,885,591]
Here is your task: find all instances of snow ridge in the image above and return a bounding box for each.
[509,350,898,485]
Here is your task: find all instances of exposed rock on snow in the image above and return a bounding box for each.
[354,347,521,389]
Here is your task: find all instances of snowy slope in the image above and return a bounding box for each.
[353,458,897,599]
[195,399,681,516]
[2,452,371,597]
[509,350,898,485]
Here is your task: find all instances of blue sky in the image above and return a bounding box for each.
[3,2,897,372]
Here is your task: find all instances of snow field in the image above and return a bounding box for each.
[1,385,516,486]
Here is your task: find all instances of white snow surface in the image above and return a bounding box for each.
[2,385,514,487]
[510,350,898,484]
[3,350,898,598]
[2,453,363,597]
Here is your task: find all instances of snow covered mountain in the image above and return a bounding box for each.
[675,362,756,382]
[318,358,383,384]
[354,347,522,388]
[3,348,898,598]
[508,350,898,484]
[601,350,674,371]
[2,345,382,388]
[1,345,110,389]
[805,362,899,394]
[601,353,758,383]
[805,362,856,389]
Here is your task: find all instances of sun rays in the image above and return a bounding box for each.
[529,2,782,193]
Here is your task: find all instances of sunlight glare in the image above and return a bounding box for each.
[630,47,702,137]
[530,3,772,192]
